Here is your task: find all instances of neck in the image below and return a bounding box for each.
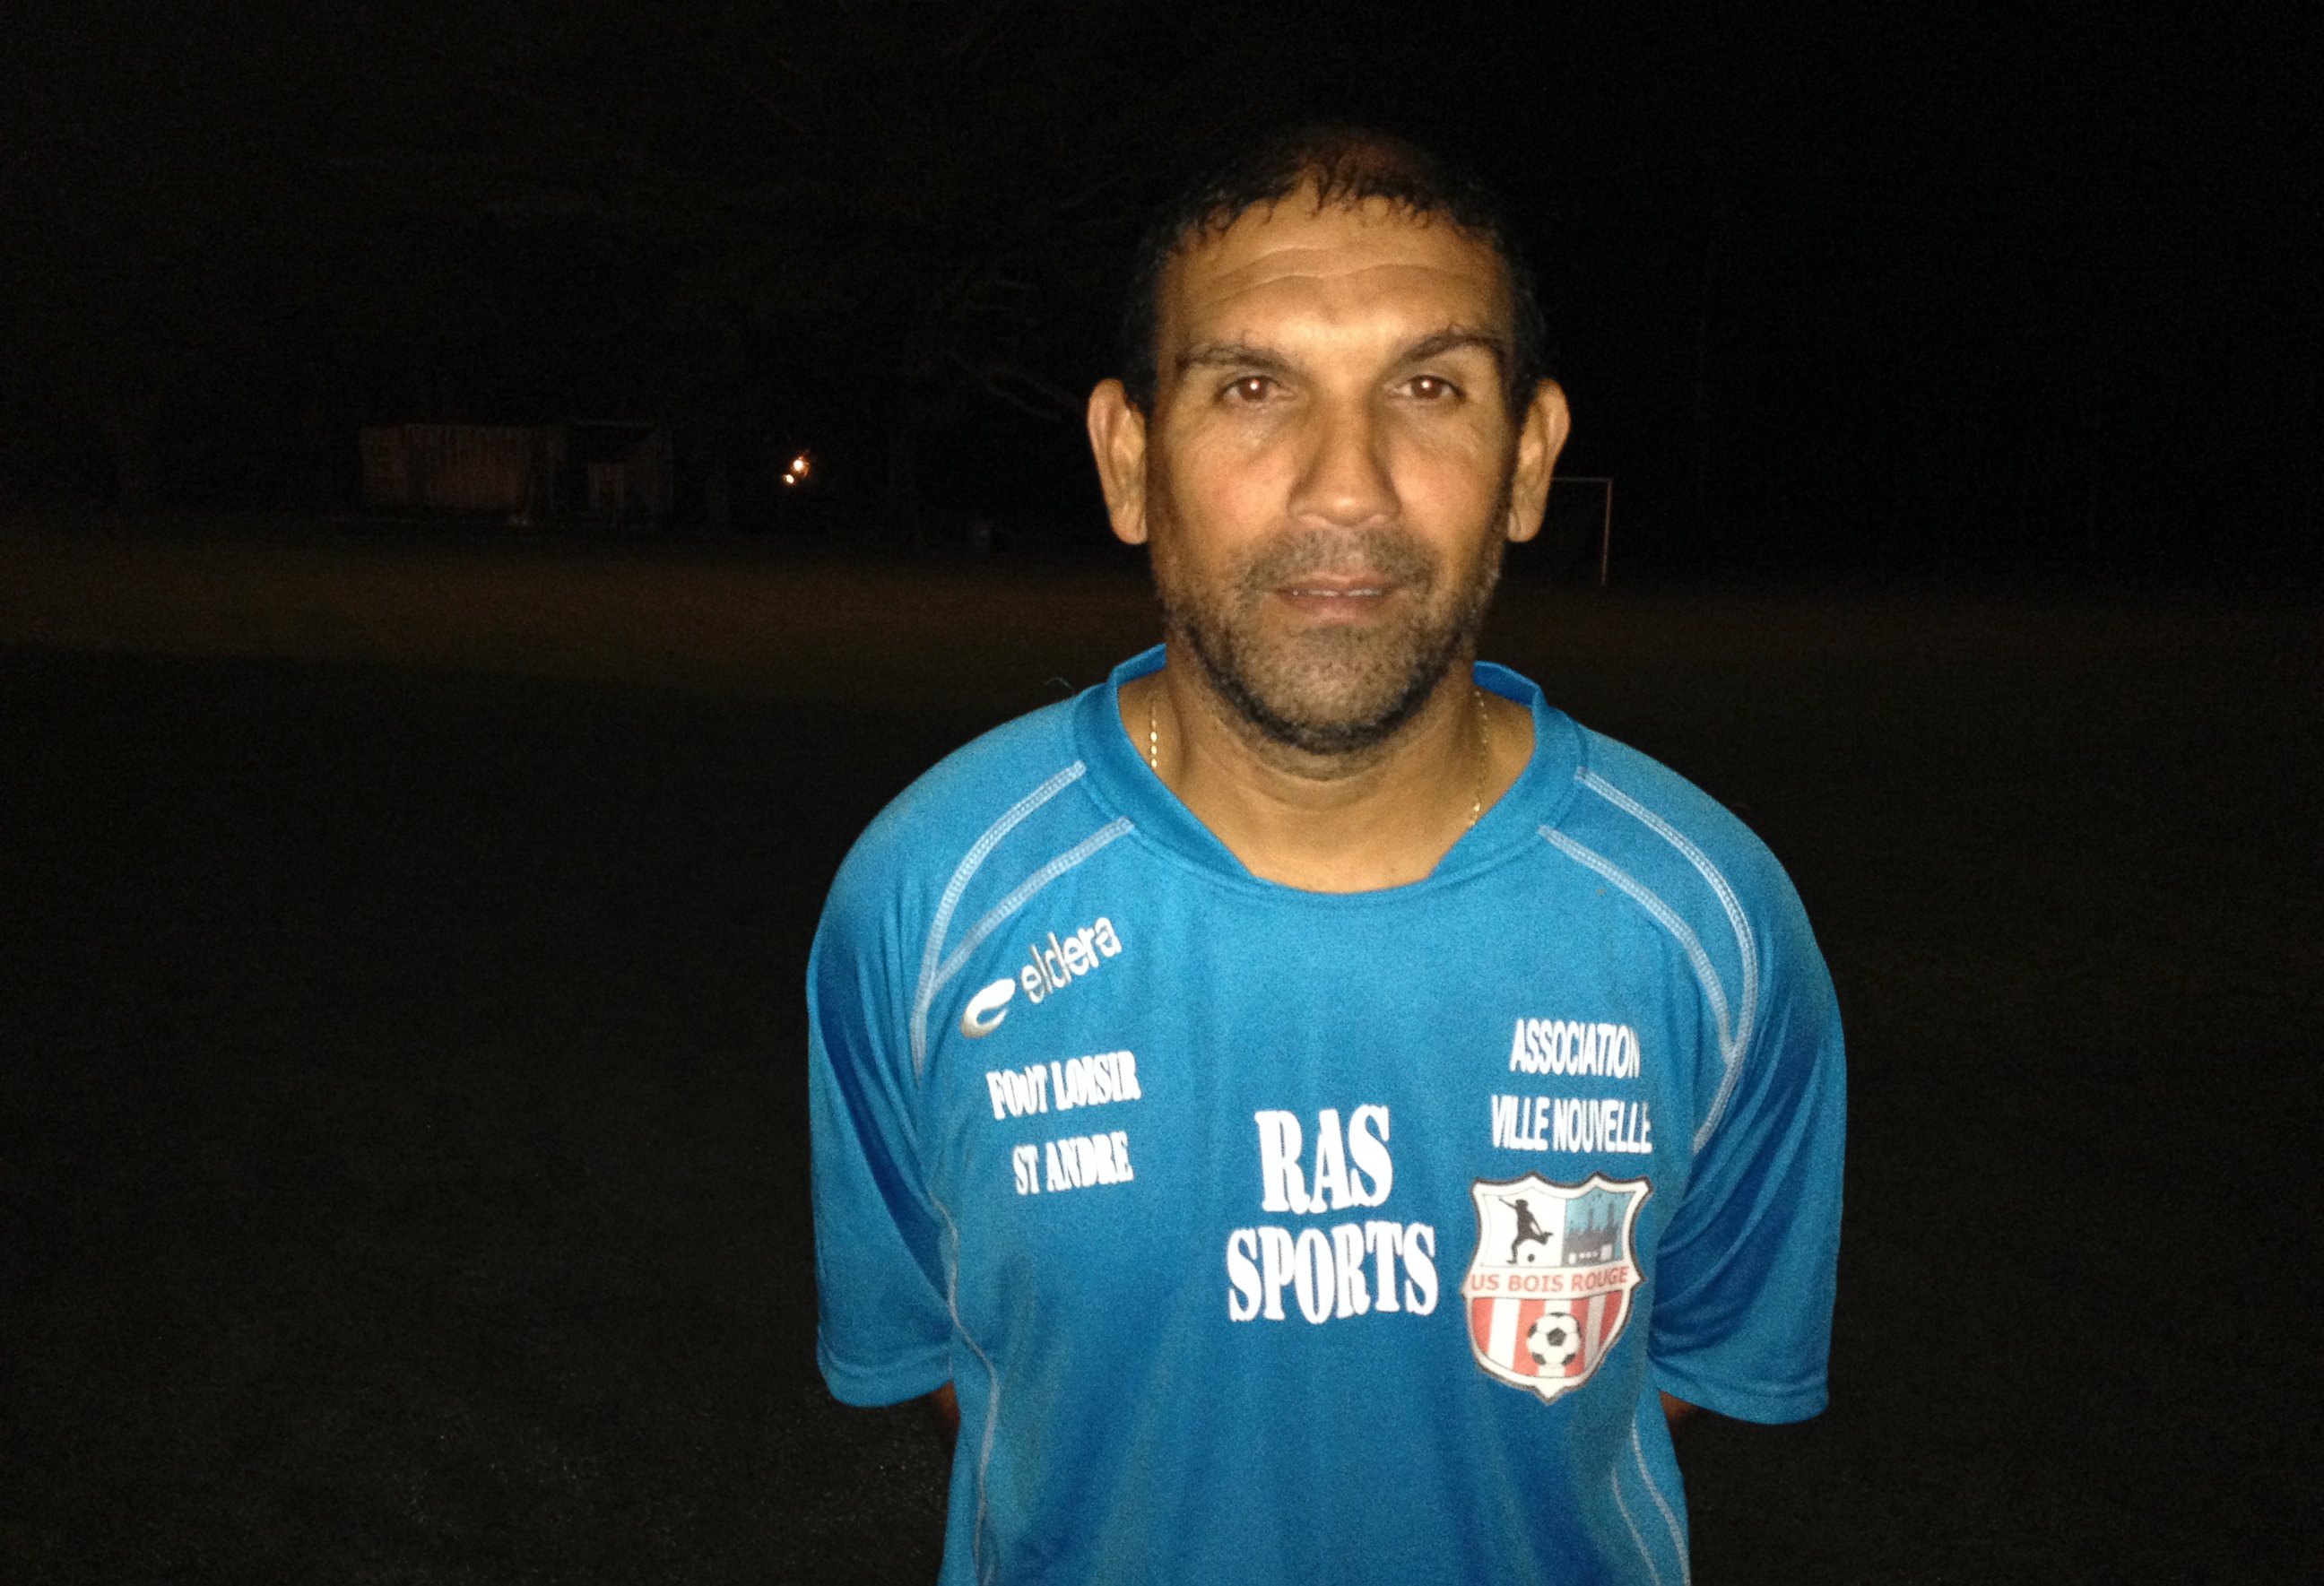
[1124,649,1532,893]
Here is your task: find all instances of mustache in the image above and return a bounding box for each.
[1235,527,1441,591]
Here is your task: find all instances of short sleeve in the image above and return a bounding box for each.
[807,871,954,1406]
[1647,878,1845,1423]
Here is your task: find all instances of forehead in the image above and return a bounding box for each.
[1159,196,1510,358]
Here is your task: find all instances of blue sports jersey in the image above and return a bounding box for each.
[810,647,1844,1585]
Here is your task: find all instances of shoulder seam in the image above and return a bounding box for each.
[926,818,1136,1071]
[1578,768,1762,1070]
[1539,816,1749,1154]
[1540,826,1738,1145]
[1573,767,1760,1145]
[909,761,1087,1076]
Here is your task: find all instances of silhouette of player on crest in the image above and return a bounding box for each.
[1509,1199,1553,1263]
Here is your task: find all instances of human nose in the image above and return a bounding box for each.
[1287,394,1397,530]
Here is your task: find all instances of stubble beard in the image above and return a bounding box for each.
[1149,483,1511,760]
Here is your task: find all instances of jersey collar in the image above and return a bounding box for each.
[1072,645,1581,893]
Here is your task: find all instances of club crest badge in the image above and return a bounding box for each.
[1461,1173,1650,1403]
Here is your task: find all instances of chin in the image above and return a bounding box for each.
[1211,635,1450,755]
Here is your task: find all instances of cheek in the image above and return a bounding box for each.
[1168,430,1298,539]
[1386,436,1508,527]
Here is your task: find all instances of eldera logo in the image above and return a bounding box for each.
[958,915,1124,1039]
[1021,916,1123,1002]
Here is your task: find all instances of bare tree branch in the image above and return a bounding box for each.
[950,349,1083,420]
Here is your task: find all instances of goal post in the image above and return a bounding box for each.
[1549,475,1614,587]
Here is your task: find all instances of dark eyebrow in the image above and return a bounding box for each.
[1175,341,1296,378]
[1400,326,1509,369]
[1174,326,1510,380]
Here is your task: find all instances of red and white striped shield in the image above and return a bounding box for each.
[1461,1173,1651,1403]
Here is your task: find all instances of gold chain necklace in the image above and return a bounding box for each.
[1146,683,1491,828]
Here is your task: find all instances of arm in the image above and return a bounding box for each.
[924,1382,960,1459]
[1646,850,1846,1425]
[1661,1391,1699,1428]
[808,879,957,1413]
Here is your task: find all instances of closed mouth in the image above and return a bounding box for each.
[1279,577,1393,599]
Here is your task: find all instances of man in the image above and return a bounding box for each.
[809,127,1843,1584]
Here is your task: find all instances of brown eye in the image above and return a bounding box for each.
[1227,376,1275,403]
[1408,375,1460,401]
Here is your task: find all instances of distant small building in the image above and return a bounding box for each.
[360,421,672,524]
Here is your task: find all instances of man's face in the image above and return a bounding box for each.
[1094,194,1565,756]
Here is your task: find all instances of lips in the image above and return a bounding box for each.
[1231,527,1436,616]
[1278,575,1395,599]
[1272,578,1400,627]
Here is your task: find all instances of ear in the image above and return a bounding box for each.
[1502,380,1572,544]
[1087,378,1151,546]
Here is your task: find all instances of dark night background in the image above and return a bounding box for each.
[4,0,2316,579]
[4,4,2321,1584]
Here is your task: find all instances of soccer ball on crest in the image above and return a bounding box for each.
[1524,1308,1583,1373]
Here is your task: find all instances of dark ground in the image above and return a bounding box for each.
[3,521,2319,1582]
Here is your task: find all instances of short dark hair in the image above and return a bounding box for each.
[1117,125,1548,415]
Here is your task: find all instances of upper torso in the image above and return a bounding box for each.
[810,650,1843,1585]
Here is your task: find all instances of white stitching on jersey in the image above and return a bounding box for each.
[901,769,1131,1578]
[1633,1420,1692,1586]
[1609,1454,1669,1586]
[932,819,1135,1004]
[928,1192,1003,1584]
[1579,770,1761,1137]
[1539,828,1739,1155]
[910,761,1087,1077]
